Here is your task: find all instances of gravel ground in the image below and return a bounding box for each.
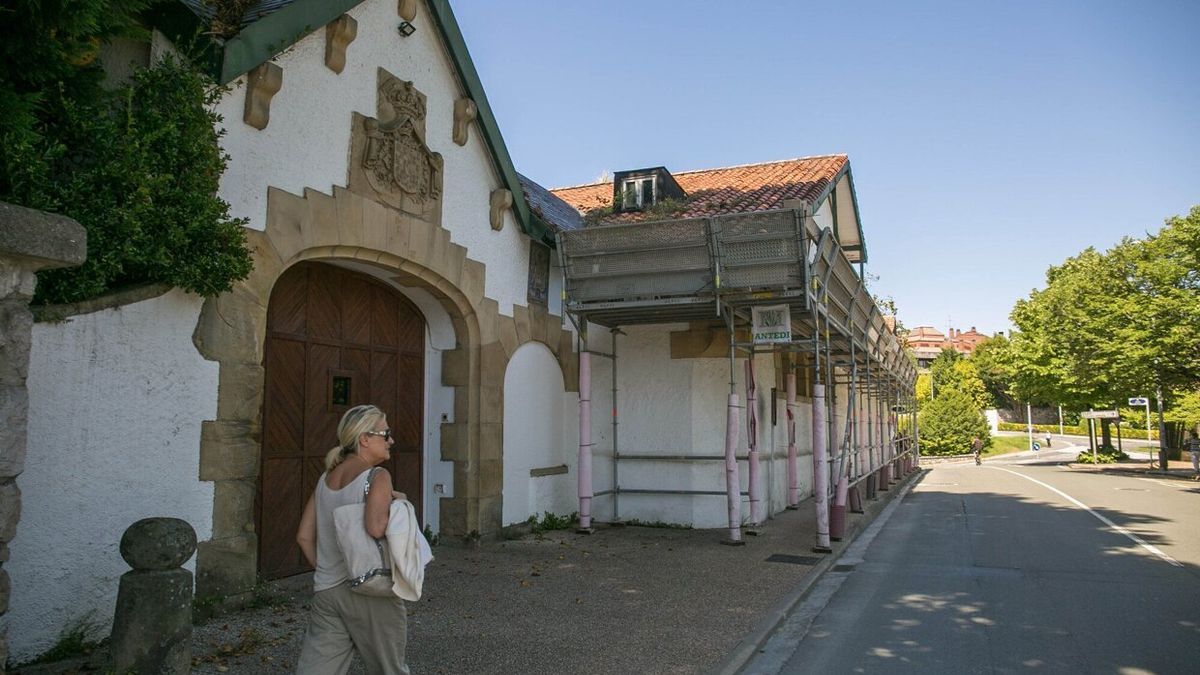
[188,504,832,675]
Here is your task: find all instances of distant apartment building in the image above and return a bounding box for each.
[906,326,988,368]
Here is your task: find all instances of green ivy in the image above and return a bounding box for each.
[1,1,252,305]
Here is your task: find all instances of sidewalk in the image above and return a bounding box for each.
[178,472,920,675]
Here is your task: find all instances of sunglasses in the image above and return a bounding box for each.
[363,429,393,442]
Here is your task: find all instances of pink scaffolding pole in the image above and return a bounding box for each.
[745,359,762,526]
[786,372,799,508]
[578,350,593,530]
[812,382,831,552]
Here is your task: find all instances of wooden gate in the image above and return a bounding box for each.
[258,262,425,579]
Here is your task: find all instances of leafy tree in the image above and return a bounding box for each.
[971,334,1017,409]
[915,372,932,405]
[925,348,991,410]
[917,388,989,456]
[1006,208,1200,446]
[1,0,252,304]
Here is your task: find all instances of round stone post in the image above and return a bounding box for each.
[110,517,197,673]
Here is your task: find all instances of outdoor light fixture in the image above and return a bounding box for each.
[398,21,416,37]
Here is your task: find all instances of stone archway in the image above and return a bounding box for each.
[190,185,580,596]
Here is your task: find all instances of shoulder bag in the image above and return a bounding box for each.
[332,466,394,597]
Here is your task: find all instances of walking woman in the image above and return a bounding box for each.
[296,404,410,674]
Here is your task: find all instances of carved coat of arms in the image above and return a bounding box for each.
[350,69,443,219]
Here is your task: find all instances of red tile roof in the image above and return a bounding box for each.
[551,154,848,223]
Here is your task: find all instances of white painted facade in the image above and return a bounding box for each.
[8,290,218,659]
[213,0,535,317]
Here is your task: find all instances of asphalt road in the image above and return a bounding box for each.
[744,452,1200,674]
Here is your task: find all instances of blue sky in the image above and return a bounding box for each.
[453,0,1200,337]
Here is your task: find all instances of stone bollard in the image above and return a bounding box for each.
[110,518,197,674]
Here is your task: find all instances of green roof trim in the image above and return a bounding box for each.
[218,0,360,84]
[425,0,547,244]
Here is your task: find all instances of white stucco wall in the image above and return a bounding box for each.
[5,290,216,661]
[213,0,532,316]
[501,343,577,526]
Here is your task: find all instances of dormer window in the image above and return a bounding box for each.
[621,176,656,209]
[612,167,687,214]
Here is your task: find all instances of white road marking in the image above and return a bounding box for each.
[990,467,1183,568]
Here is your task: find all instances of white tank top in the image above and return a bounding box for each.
[312,468,375,592]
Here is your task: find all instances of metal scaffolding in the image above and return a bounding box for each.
[557,206,918,548]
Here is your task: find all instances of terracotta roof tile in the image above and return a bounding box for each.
[551,155,848,224]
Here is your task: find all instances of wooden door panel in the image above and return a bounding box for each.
[307,266,341,341]
[260,457,304,578]
[342,274,373,346]
[370,352,399,427]
[305,344,340,457]
[267,266,307,335]
[394,355,423,450]
[396,300,423,354]
[392,452,422,523]
[264,338,305,458]
[371,286,399,348]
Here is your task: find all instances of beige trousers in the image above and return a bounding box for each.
[296,584,409,675]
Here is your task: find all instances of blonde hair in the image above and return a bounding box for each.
[325,404,386,471]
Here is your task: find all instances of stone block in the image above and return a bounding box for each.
[0,384,28,477]
[0,267,36,300]
[239,229,284,305]
[192,289,267,365]
[406,220,432,266]
[452,461,474,501]
[478,495,503,535]
[498,315,519,359]
[478,459,503,497]
[443,244,467,287]
[512,304,532,345]
[478,423,502,461]
[441,348,470,387]
[0,302,32,384]
[211,480,257,540]
[477,298,500,346]
[195,535,256,597]
[0,202,87,269]
[0,481,20,543]
[198,420,260,481]
[265,187,310,261]
[302,188,341,251]
[480,385,502,425]
[529,306,548,345]
[120,518,197,571]
[480,341,507,387]
[460,259,486,309]
[542,315,563,352]
[386,212,412,259]
[216,363,265,423]
[453,386,472,426]
[360,197,391,253]
[439,423,468,462]
[111,567,193,673]
[426,228,449,274]
[438,497,467,537]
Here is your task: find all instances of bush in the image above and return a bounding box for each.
[1075,448,1129,464]
[918,389,990,456]
[1,3,252,305]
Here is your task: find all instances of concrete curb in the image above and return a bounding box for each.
[711,468,925,675]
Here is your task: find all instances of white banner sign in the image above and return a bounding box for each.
[752,305,792,344]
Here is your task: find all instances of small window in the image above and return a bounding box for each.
[621,177,656,210]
